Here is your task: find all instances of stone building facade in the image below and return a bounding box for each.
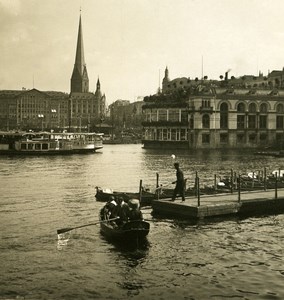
[109,99,144,129]
[142,68,284,149]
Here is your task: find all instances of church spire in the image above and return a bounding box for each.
[96,78,101,90]
[95,77,102,98]
[70,14,89,93]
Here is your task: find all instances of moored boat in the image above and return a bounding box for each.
[95,186,154,206]
[0,131,103,155]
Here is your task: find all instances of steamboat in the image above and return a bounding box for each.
[0,131,103,155]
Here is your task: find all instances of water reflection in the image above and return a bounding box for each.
[102,233,150,254]
[112,240,150,297]
[56,234,70,250]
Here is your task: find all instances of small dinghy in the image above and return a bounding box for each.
[99,199,150,242]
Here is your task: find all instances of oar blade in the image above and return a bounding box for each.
[57,227,73,235]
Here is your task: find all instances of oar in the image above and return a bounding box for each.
[57,217,119,235]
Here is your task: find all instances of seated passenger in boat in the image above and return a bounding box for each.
[115,196,129,226]
[102,196,117,219]
[119,198,130,224]
[127,199,143,221]
[103,196,128,226]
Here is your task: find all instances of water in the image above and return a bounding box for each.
[0,144,284,299]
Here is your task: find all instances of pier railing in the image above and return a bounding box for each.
[155,167,283,207]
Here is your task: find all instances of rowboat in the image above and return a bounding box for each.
[100,219,150,242]
[99,209,150,242]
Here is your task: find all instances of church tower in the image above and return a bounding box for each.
[69,14,106,131]
[162,66,170,92]
[94,78,106,119]
[94,78,102,98]
[70,15,89,93]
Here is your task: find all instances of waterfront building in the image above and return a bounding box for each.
[109,99,144,128]
[0,89,69,131]
[142,67,284,149]
[0,15,106,132]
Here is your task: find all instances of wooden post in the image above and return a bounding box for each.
[156,173,160,200]
[156,173,159,188]
[264,167,267,191]
[197,177,200,206]
[252,172,255,188]
[214,174,217,191]
[275,173,278,199]
[195,171,198,197]
[139,179,143,203]
[237,175,241,202]
[234,172,237,189]
[230,169,233,194]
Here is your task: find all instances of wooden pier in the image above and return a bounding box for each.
[151,188,284,219]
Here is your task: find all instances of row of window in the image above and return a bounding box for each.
[144,113,284,130]
[234,102,284,113]
[144,109,188,122]
[144,109,284,130]
[143,128,188,141]
[143,128,277,144]
[144,102,284,121]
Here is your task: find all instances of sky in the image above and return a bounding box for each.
[1,0,284,104]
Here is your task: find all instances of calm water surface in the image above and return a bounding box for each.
[0,144,284,299]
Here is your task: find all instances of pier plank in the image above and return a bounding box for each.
[151,188,284,219]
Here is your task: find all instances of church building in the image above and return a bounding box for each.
[69,15,106,131]
[0,15,106,132]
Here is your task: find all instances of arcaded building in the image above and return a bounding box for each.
[142,68,284,149]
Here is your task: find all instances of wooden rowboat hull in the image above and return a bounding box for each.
[100,220,150,242]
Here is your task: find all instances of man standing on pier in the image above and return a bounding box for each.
[171,162,185,202]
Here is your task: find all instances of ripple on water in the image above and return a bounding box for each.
[1,146,284,299]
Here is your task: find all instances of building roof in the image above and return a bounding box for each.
[0,89,69,99]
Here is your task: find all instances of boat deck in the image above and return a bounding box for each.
[152,188,284,219]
